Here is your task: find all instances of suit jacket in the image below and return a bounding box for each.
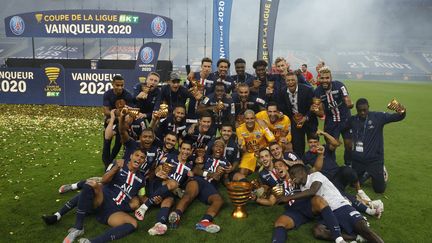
[278,84,318,131]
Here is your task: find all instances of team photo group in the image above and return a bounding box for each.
[43,56,406,243]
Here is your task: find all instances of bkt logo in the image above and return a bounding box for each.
[140,47,154,64]
[151,16,167,37]
[10,16,25,35]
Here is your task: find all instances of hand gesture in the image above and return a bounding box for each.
[316,145,325,154]
[116,159,125,169]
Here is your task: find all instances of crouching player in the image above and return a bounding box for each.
[286,165,384,243]
[168,140,233,233]
[251,160,344,243]
[62,149,152,243]
[134,141,194,223]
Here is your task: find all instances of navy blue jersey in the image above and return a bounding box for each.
[183,125,217,150]
[123,139,161,175]
[230,72,254,86]
[201,94,235,126]
[133,83,161,119]
[259,168,281,187]
[103,89,134,110]
[128,118,146,141]
[207,71,235,94]
[347,111,406,163]
[247,73,282,102]
[164,153,194,186]
[103,160,146,207]
[231,93,266,117]
[206,136,240,165]
[201,155,231,183]
[303,145,339,179]
[314,81,351,123]
[154,85,194,112]
[154,147,178,168]
[185,72,213,95]
[155,115,187,141]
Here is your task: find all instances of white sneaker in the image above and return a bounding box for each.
[369,199,384,218]
[63,228,84,243]
[148,222,168,236]
[135,204,147,221]
[383,166,388,182]
[357,189,371,203]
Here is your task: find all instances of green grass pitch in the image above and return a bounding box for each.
[0,80,431,242]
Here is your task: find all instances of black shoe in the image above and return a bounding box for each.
[42,214,58,225]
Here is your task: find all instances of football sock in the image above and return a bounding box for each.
[74,184,94,230]
[59,194,79,216]
[54,212,61,220]
[321,206,342,240]
[271,226,286,243]
[157,207,170,224]
[175,209,183,217]
[90,223,135,243]
[201,214,214,222]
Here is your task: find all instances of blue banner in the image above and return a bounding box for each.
[257,0,280,67]
[0,67,138,106]
[212,0,232,69]
[5,10,173,38]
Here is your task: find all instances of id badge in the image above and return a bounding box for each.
[355,141,364,152]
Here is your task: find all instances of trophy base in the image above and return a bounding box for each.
[231,206,248,219]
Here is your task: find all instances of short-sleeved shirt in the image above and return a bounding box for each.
[206,136,240,165]
[300,172,350,210]
[236,122,275,153]
[314,81,351,123]
[200,155,231,184]
[164,153,194,186]
[256,110,292,143]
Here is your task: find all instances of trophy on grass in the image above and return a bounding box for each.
[226,182,253,219]
[387,98,405,113]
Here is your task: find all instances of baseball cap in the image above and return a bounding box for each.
[170,72,181,81]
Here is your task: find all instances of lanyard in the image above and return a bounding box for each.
[356,115,368,141]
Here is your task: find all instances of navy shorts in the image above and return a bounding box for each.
[193,176,219,204]
[146,178,174,198]
[96,193,133,225]
[283,199,314,229]
[333,205,363,235]
[324,119,351,140]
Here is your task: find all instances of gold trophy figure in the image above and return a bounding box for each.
[271,184,285,199]
[158,103,169,118]
[226,182,253,219]
[161,162,174,174]
[387,98,405,113]
[312,97,321,112]
[293,113,304,128]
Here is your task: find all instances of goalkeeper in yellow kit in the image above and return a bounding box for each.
[236,109,276,176]
[256,101,293,152]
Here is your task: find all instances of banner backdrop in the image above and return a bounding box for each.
[257,0,280,67]
[0,43,161,106]
[212,0,232,70]
[5,10,173,38]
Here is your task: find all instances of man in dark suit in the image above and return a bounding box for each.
[278,72,319,157]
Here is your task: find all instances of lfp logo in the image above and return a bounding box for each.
[9,16,25,35]
[140,47,154,64]
[151,16,167,37]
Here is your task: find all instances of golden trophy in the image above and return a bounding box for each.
[158,103,169,118]
[226,181,253,219]
[271,184,285,199]
[126,107,140,117]
[161,162,174,174]
[387,98,405,113]
[312,97,321,112]
[293,113,304,128]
